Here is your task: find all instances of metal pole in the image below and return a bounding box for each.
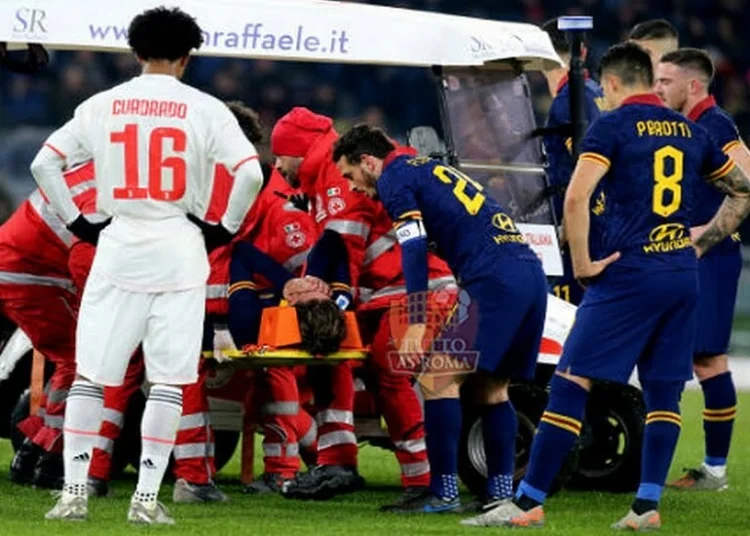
[431,65,459,167]
[558,16,593,160]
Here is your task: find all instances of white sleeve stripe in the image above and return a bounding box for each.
[324,220,371,239]
[395,220,427,244]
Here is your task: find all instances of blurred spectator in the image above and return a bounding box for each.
[0,0,748,212]
[54,63,93,120]
[1,77,49,127]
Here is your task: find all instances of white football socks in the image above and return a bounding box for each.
[702,462,727,479]
[133,384,183,507]
[62,379,104,501]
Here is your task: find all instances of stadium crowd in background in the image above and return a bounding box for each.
[2,0,750,208]
[1,0,750,529]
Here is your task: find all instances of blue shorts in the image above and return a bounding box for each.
[559,268,698,384]
[548,246,585,306]
[694,251,741,358]
[465,260,548,380]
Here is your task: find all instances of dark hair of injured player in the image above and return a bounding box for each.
[599,42,654,88]
[296,299,347,356]
[127,7,203,62]
[332,124,395,164]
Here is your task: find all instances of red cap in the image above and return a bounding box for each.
[271,107,333,157]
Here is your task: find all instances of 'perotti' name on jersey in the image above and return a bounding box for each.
[635,120,692,138]
[112,99,188,118]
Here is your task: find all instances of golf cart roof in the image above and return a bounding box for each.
[1,0,562,70]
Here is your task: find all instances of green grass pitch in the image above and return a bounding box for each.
[0,390,747,535]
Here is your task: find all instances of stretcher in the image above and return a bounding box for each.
[205,294,577,367]
[208,348,369,367]
[203,305,370,367]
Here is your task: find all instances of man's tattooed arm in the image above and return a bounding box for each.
[694,166,750,256]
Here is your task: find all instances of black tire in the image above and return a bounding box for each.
[9,389,30,452]
[458,383,575,497]
[568,382,645,492]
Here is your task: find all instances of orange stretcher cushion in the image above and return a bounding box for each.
[257,305,365,351]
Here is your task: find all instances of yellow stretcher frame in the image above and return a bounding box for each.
[202,348,369,367]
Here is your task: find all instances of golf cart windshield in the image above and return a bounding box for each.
[439,67,552,225]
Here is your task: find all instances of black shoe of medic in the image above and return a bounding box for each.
[32,452,63,490]
[379,486,431,512]
[281,465,365,501]
[66,214,111,246]
[187,214,234,253]
[87,476,113,498]
[243,473,295,495]
[9,438,42,485]
[173,478,229,503]
[380,490,460,514]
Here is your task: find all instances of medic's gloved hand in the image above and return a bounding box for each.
[213,325,237,364]
[273,191,309,213]
[66,214,111,246]
[289,193,309,212]
[188,214,235,253]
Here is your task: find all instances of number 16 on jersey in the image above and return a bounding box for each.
[110,123,187,201]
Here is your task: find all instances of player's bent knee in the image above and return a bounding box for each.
[641,379,684,412]
[553,370,592,391]
[693,354,729,381]
[461,372,509,405]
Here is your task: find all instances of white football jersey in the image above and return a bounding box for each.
[43,74,258,292]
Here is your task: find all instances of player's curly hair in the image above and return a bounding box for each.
[226,101,263,145]
[296,299,347,356]
[332,124,395,164]
[599,42,653,87]
[128,7,203,61]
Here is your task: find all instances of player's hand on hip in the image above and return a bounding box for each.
[187,214,234,253]
[574,251,621,286]
[66,214,111,246]
[690,225,707,258]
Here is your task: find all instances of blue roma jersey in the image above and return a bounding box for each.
[687,95,743,255]
[545,74,606,220]
[376,154,539,287]
[579,93,734,273]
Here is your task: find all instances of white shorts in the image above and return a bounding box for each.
[76,273,206,386]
